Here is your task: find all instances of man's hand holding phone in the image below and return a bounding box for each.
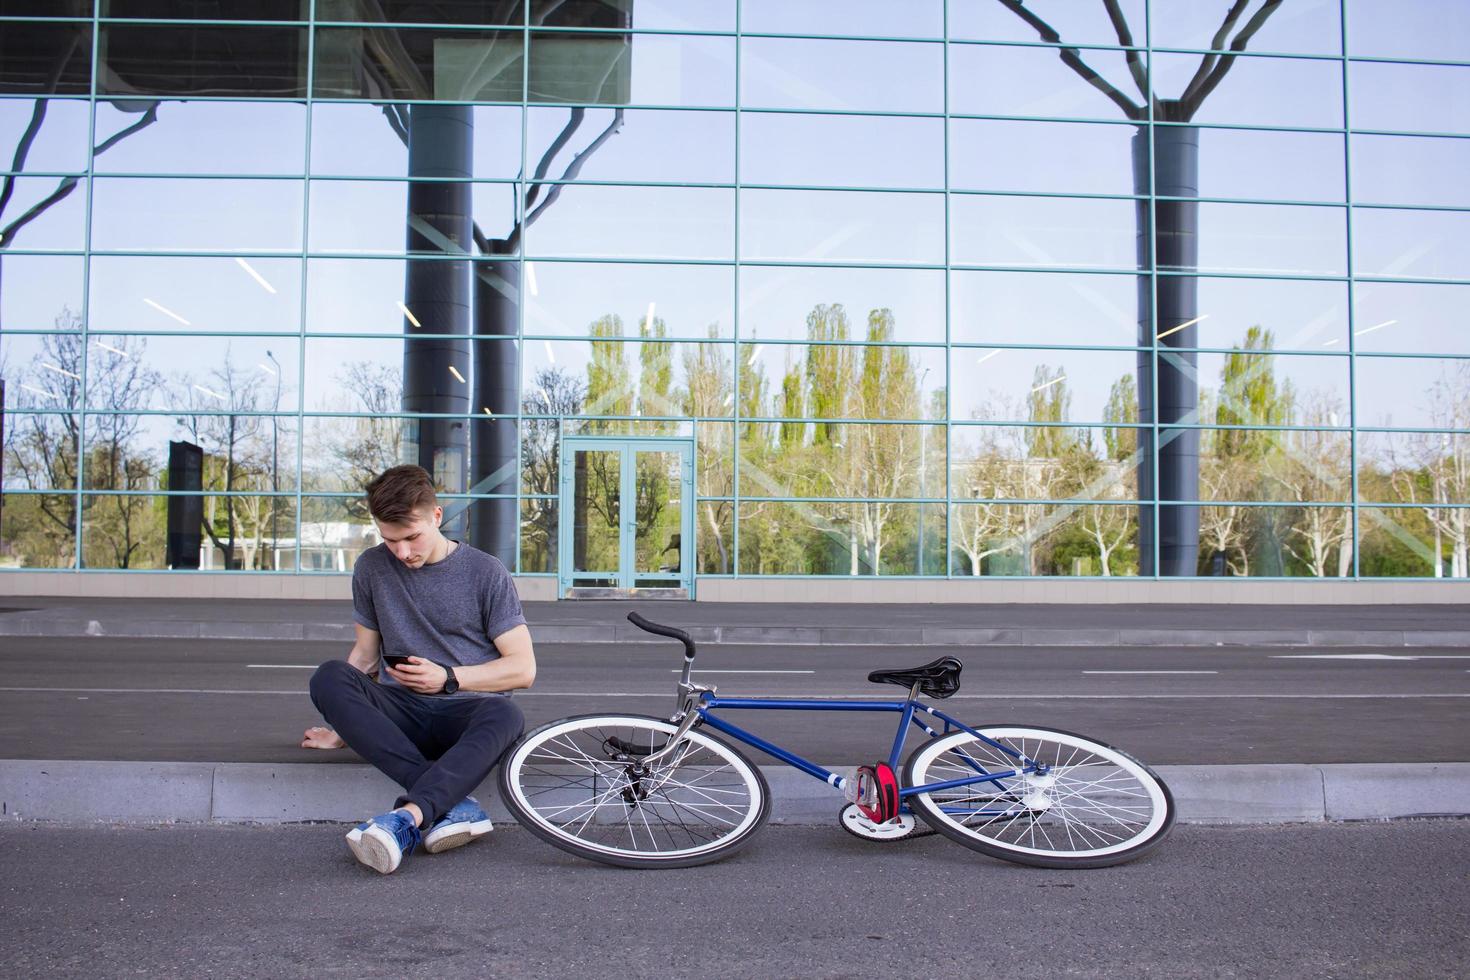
[383,655,451,694]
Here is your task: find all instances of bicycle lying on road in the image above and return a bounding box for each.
[499,612,1175,870]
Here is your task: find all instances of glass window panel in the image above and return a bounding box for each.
[1347,0,1470,62]
[86,334,301,414]
[1180,504,1353,577]
[948,42,1142,121]
[98,24,307,98]
[1353,208,1470,282]
[1353,281,1470,357]
[530,32,734,107]
[0,254,85,331]
[1356,357,1470,430]
[951,270,1138,347]
[296,496,381,571]
[951,194,1135,270]
[0,21,91,95]
[737,500,937,576]
[0,493,76,567]
[695,420,733,495]
[0,98,89,172]
[1149,52,1342,129]
[527,107,733,184]
[1359,432,1470,507]
[739,344,943,421]
[525,184,732,260]
[0,174,87,250]
[1151,0,1341,56]
[2,1,90,14]
[950,118,1135,196]
[950,503,1141,577]
[518,416,559,495]
[317,0,521,24]
[81,492,299,571]
[560,417,692,438]
[103,1,307,18]
[303,336,519,416]
[307,258,518,335]
[532,0,734,32]
[91,255,302,334]
[694,493,732,575]
[741,189,943,265]
[302,416,411,494]
[951,347,1137,424]
[737,423,945,500]
[1,334,84,411]
[91,177,302,253]
[519,496,556,574]
[314,27,523,102]
[741,37,941,114]
[1189,276,1348,352]
[1180,426,1352,504]
[1193,126,1345,202]
[308,180,517,255]
[1190,202,1346,276]
[1349,62,1470,136]
[92,100,307,176]
[951,424,1140,501]
[526,339,730,418]
[1351,135,1470,209]
[740,266,944,344]
[742,112,942,190]
[84,412,299,495]
[949,0,1146,47]
[525,261,733,339]
[741,0,943,39]
[310,104,521,180]
[1358,505,1470,578]
[2,412,79,490]
[1187,350,1349,428]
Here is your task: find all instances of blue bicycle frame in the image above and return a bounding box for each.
[692,695,1044,804]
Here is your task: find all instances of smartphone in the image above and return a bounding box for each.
[382,655,414,669]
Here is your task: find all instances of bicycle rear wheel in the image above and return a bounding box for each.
[499,714,771,869]
[904,725,1174,869]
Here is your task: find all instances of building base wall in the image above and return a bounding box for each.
[1,572,1464,604]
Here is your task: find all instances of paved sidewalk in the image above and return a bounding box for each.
[2,595,1467,647]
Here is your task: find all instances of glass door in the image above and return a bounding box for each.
[559,437,694,596]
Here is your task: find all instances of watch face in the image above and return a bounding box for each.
[443,668,459,694]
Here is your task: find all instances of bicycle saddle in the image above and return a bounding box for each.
[866,656,963,699]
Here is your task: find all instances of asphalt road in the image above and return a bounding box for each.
[2,821,1467,979]
[2,637,1468,765]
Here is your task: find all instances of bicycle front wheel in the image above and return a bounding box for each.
[904,725,1174,869]
[499,714,771,869]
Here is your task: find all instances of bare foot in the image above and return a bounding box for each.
[301,726,345,750]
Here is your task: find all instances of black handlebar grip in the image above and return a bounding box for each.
[627,611,696,661]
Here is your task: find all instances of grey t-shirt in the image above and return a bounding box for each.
[351,541,527,698]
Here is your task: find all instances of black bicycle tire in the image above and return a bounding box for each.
[903,724,1176,870]
[499,713,772,869]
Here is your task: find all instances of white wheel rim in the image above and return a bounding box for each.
[507,716,764,861]
[911,727,1168,859]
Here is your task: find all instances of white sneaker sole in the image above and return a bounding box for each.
[345,824,403,874]
[423,818,493,854]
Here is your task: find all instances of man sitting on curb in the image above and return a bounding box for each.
[301,464,535,874]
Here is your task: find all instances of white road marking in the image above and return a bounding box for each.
[1,687,1468,700]
[1272,654,1470,661]
[247,664,317,669]
[1084,670,1219,675]
[674,669,816,674]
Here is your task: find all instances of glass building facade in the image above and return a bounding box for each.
[1,1,1467,593]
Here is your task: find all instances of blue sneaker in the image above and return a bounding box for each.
[345,809,421,874]
[423,797,493,854]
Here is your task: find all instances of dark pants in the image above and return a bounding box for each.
[309,660,525,827]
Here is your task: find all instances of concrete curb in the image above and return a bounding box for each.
[3,760,1467,826]
[4,616,1470,648]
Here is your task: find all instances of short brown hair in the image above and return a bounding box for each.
[365,465,438,524]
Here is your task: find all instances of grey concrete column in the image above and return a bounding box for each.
[469,254,519,561]
[1134,121,1201,576]
[402,105,473,533]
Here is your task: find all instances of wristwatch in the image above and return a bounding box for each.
[441,666,460,695]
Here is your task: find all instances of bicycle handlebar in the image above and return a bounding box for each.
[626,611,696,662]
